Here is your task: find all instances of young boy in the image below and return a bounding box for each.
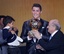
[2,16,23,54]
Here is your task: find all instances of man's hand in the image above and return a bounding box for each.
[27,36,32,40]
[36,44,45,51]
[28,30,35,38]
[13,27,18,32]
[32,30,42,40]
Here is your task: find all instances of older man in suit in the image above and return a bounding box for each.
[33,19,64,54]
[20,3,50,54]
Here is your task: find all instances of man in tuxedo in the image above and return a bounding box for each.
[33,19,64,54]
[20,3,50,54]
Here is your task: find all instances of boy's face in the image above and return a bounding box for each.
[8,21,14,28]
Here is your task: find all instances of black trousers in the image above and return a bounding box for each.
[36,49,46,54]
[8,46,21,54]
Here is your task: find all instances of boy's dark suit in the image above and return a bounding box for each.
[38,30,64,54]
[3,29,16,43]
[2,27,17,54]
[20,18,49,54]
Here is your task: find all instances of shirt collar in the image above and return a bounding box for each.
[32,18,40,20]
[38,18,40,20]
[51,30,58,37]
[3,26,10,29]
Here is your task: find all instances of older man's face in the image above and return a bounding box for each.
[47,21,56,34]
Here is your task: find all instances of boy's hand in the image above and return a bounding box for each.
[10,30,16,34]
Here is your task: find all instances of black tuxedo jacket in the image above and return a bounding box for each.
[38,30,64,54]
[20,18,49,50]
[20,18,49,40]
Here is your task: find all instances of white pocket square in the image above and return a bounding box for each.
[42,27,45,29]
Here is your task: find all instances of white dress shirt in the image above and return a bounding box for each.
[8,36,23,46]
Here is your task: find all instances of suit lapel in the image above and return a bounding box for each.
[49,30,60,41]
[38,18,45,33]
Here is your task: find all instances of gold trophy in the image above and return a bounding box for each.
[28,19,41,38]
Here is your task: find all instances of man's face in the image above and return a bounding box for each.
[32,7,42,19]
[47,21,56,34]
[0,18,4,25]
[0,18,4,29]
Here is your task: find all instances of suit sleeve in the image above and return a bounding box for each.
[3,29,16,43]
[20,21,29,42]
[0,37,7,45]
[38,35,64,51]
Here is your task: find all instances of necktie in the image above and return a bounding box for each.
[49,36,52,41]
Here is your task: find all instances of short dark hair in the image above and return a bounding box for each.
[3,16,15,27]
[0,15,5,20]
[32,3,42,11]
